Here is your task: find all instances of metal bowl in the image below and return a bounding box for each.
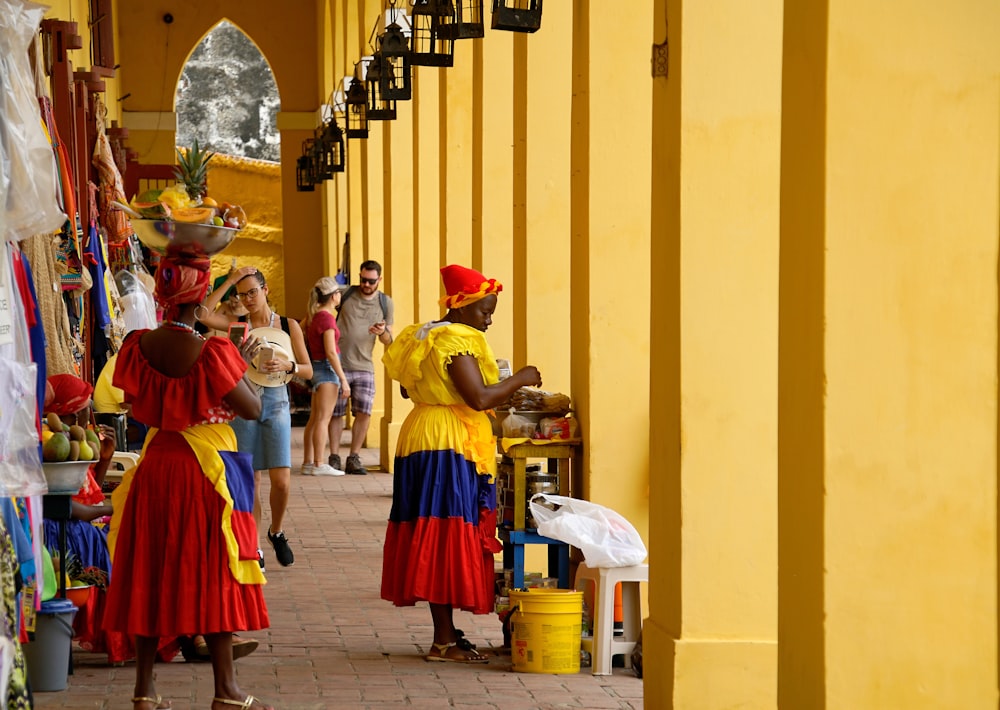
[42,461,92,494]
[131,219,239,256]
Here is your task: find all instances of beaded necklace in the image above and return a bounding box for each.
[163,320,204,339]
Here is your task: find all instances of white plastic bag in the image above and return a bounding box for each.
[529,494,647,568]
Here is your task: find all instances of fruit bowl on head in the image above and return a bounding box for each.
[42,461,92,494]
[130,219,238,257]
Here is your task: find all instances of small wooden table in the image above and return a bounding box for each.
[497,439,582,590]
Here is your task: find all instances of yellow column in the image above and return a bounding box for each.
[443,40,475,269]
[380,110,416,471]
[413,66,444,315]
[646,0,783,706]
[478,32,515,360]
[780,2,1000,708]
[521,11,571,394]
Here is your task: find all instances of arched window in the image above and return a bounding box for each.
[175,20,280,162]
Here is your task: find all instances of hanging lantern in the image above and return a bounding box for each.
[345,78,369,139]
[441,0,483,39]
[322,118,346,173]
[303,137,328,182]
[379,23,412,101]
[365,52,397,121]
[491,0,542,33]
[410,0,455,67]
[296,155,315,192]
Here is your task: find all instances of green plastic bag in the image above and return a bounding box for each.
[40,546,56,602]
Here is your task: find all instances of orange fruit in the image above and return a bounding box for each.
[202,196,218,208]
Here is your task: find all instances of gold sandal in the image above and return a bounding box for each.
[213,695,270,709]
[425,641,489,664]
[131,695,170,709]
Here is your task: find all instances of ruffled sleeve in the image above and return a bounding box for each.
[114,333,248,430]
[383,323,499,406]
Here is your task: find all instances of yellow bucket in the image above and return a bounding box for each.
[510,588,584,674]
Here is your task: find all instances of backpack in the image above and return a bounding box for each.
[337,285,389,321]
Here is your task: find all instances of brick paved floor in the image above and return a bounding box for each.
[32,429,645,709]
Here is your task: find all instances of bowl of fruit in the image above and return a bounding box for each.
[118,142,246,256]
[41,461,92,494]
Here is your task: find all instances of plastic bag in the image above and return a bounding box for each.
[116,269,157,333]
[529,494,647,568]
[0,358,47,496]
[0,1,67,239]
[502,408,537,438]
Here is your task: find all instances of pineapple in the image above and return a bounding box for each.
[174,138,216,200]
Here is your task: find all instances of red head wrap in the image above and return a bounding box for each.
[47,374,93,416]
[155,247,211,320]
[439,264,503,310]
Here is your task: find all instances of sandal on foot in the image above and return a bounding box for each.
[232,635,259,660]
[132,695,170,709]
[426,641,489,664]
[213,696,271,709]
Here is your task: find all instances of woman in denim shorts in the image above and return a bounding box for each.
[197,266,313,570]
[301,277,350,476]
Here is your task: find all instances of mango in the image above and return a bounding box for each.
[85,428,101,448]
[46,412,62,432]
[43,432,70,462]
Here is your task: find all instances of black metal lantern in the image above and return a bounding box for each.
[295,155,315,192]
[410,0,455,67]
[345,78,369,139]
[305,135,330,182]
[365,53,397,121]
[322,118,346,173]
[379,23,412,101]
[441,0,484,39]
[491,0,542,33]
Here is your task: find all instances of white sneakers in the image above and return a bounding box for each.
[301,462,345,476]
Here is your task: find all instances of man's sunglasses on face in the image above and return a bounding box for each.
[359,276,379,285]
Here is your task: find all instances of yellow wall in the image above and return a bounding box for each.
[781,2,1000,708]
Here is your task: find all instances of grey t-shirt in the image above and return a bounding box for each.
[337,291,394,372]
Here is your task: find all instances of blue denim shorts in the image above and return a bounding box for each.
[231,384,291,470]
[310,359,341,392]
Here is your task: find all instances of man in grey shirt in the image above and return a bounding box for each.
[329,260,394,474]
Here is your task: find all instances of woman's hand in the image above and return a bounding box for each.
[239,334,261,365]
[339,382,351,399]
[514,366,542,388]
[233,265,258,281]
[97,424,116,461]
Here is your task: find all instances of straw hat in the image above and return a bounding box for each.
[246,326,294,388]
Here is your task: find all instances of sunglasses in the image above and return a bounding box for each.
[236,286,263,301]
[359,276,380,285]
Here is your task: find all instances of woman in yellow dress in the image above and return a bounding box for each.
[381,265,542,663]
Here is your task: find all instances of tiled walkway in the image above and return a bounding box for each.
[32,429,645,709]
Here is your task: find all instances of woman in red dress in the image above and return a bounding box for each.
[105,247,272,710]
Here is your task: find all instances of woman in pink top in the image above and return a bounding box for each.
[301,277,350,475]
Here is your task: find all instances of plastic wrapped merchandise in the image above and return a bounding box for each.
[117,270,157,333]
[0,1,67,239]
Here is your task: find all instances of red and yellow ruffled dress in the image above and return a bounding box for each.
[104,332,268,638]
[381,322,502,614]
